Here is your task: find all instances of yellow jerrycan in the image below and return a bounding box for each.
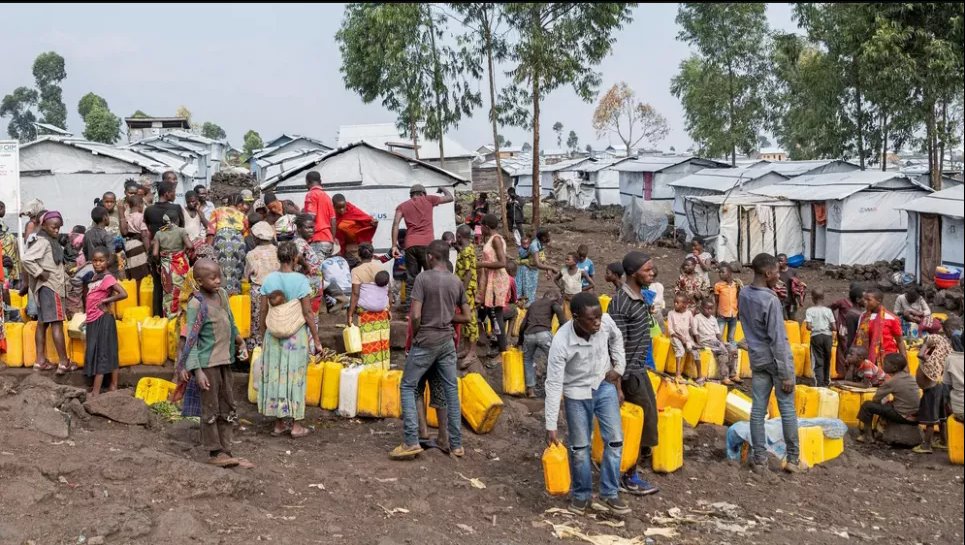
[542,442,571,496]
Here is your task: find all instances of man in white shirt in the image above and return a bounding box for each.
[544,292,630,517]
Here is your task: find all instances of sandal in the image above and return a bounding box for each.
[450,447,465,458]
[34,361,57,372]
[389,443,424,460]
[207,453,240,468]
[270,422,291,437]
[290,426,310,439]
[232,457,256,469]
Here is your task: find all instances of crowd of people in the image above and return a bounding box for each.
[1,179,963,515]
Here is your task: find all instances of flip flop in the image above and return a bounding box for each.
[389,444,424,460]
[34,362,57,372]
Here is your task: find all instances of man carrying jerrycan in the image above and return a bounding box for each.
[544,292,631,516]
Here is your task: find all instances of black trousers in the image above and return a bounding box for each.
[622,369,659,451]
[810,334,834,387]
[403,245,430,309]
[477,306,508,352]
[858,401,915,427]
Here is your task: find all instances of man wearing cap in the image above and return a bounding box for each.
[391,183,454,310]
[607,251,661,496]
[303,172,338,261]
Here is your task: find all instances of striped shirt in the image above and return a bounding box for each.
[609,283,655,373]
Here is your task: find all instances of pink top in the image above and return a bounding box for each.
[396,195,442,247]
[481,234,510,308]
[85,273,118,323]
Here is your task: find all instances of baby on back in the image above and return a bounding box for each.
[359,270,391,312]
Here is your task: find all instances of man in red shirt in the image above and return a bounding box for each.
[303,171,338,260]
[391,184,454,310]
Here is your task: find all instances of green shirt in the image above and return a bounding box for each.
[185,290,240,371]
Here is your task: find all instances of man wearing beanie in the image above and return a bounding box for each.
[607,251,660,496]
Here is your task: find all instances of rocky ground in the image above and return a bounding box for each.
[1,206,963,545]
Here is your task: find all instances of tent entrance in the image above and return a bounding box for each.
[919,214,941,282]
[810,203,828,261]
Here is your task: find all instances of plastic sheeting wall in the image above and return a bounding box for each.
[19,173,137,231]
[824,190,923,265]
[715,203,803,265]
[905,213,965,280]
[593,170,622,207]
[513,174,553,198]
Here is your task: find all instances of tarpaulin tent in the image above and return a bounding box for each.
[686,193,804,265]
[895,184,964,282]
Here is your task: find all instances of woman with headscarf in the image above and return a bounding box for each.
[273,200,300,243]
[292,214,325,315]
[244,221,280,350]
[206,194,251,295]
[22,211,72,373]
[152,215,192,319]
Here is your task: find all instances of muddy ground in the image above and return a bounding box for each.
[1,206,963,545]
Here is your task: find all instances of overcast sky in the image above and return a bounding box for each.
[1,3,797,152]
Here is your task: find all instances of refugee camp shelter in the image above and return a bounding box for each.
[751,171,931,266]
[896,184,964,282]
[19,137,173,230]
[750,159,860,178]
[260,142,468,251]
[576,157,633,208]
[250,134,332,182]
[125,130,226,188]
[337,123,474,182]
[548,157,599,209]
[124,116,190,143]
[669,167,788,240]
[615,156,730,208]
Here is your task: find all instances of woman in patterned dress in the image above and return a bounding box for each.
[206,194,250,295]
[477,214,510,356]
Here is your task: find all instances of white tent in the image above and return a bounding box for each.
[261,142,469,252]
[687,193,804,265]
[549,157,597,209]
[669,168,788,240]
[895,184,964,282]
[751,171,931,266]
[615,156,730,207]
[18,137,178,231]
[582,157,631,207]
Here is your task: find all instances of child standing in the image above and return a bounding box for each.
[182,259,250,468]
[713,263,741,344]
[674,257,709,311]
[556,252,594,319]
[856,353,920,444]
[22,211,72,374]
[576,244,595,291]
[690,238,715,287]
[605,262,624,294]
[693,299,739,384]
[739,253,800,473]
[667,293,698,383]
[517,290,568,398]
[805,287,837,387]
[914,318,953,454]
[83,248,128,396]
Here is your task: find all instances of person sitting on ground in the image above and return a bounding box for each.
[835,346,888,388]
[856,353,919,444]
[517,291,568,398]
[674,256,709,312]
[667,293,698,383]
[914,318,953,454]
[894,286,932,338]
[605,262,624,294]
[692,299,739,385]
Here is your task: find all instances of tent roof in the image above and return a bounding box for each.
[581,157,633,173]
[687,192,798,207]
[260,141,469,190]
[895,184,965,219]
[22,137,172,174]
[614,156,730,173]
[543,157,595,172]
[751,170,927,201]
[668,167,783,191]
[746,159,859,177]
[337,123,474,160]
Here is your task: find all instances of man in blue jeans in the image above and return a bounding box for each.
[516,290,567,397]
[545,292,630,516]
[391,240,471,461]
[739,253,802,474]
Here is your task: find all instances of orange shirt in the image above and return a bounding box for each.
[714,281,739,318]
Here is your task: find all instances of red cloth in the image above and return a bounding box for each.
[85,274,118,323]
[396,195,442,247]
[856,309,902,364]
[336,202,377,248]
[303,186,336,243]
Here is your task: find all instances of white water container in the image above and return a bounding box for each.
[337,366,363,418]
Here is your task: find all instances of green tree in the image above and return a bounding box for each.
[671,3,769,165]
[500,3,635,226]
[82,106,121,144]
[592,82,669,156]
[32,51,67,129]
[77,92,121,144]
[453,3,512,235]
[567,130,579,151]
[552,121,564,146]
[130,110,151,118]
[78,92,109,120]
[337,4,480,167]
[0,87,40,142]
[201,122,227,140]
[243,130,264,157]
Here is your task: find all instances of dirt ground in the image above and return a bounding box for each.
[2,207,963,545]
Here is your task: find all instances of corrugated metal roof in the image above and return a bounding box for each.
[581,157,633,173]
[543,157,594,172]
[614,156,693,173]
[32,122,72,136]
[688,192,797,207]
[746,159,859,177]
[337,123,474,160]
[668,167,782,191]
[750,170,923,201]
[895,184,964,219]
